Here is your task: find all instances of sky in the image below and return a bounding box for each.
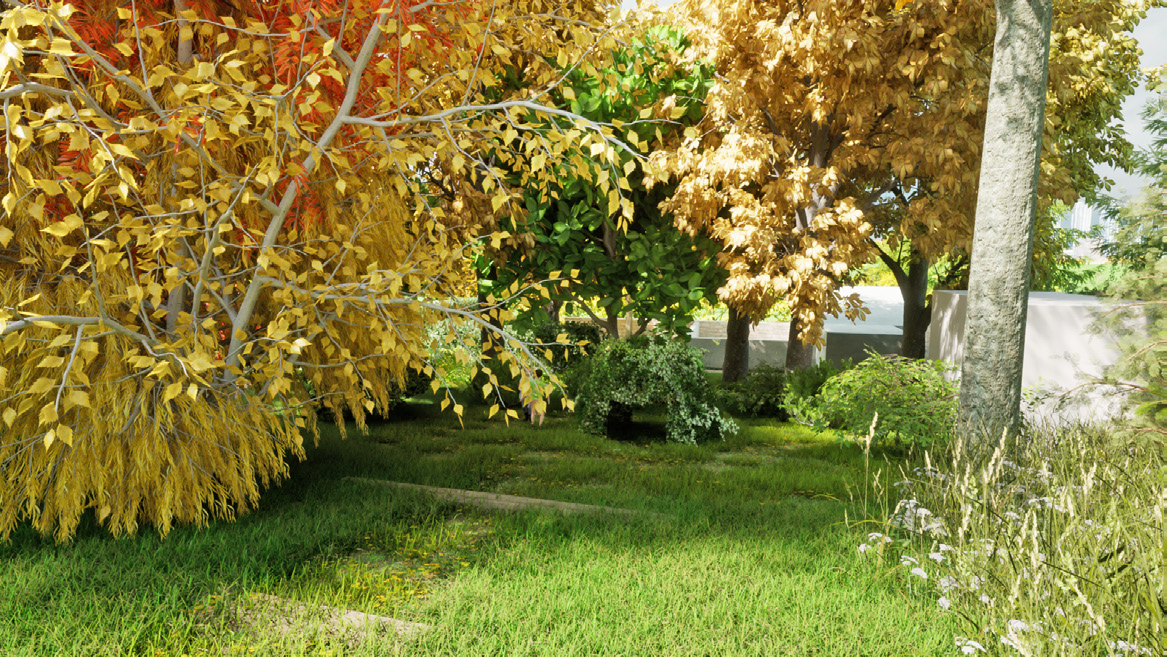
[618,0,1167,198]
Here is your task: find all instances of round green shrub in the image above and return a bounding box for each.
[719,364,788,419]
[575,333,736,444]
[782,358,853,424]
[812,352,957,449]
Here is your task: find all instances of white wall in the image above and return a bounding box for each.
[928,290,1144,424]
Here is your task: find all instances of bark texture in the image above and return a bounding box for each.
[957,0,1053,443]
[721,307,751,383]
[784,320,816,371]
[899,251,931,360]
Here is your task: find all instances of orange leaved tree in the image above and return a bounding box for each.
[0,0,635,539]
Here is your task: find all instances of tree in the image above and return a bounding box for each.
[652,0,997,372]
[0,0,636,539]
[957,0,1054,441]
[652,0,1155,374]
[480,28,725,340]
[866,0,1154,358]
[1093,77,1167,445]
[1098,80,1167,272]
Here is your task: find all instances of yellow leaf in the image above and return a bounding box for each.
[2,408,15,427]
[39,404,58,426]
[66,390,90,409]
[56,424,73,446]
[29,377,55,395]
[162,381,183,403]
[49,38,74,56]
[0,226,12,247]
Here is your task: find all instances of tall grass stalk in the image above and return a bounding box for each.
[860,425,1165,655]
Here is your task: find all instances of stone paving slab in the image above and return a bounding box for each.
[345,477,671,521]
[236,593,430,644]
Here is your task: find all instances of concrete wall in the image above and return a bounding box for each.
[928,290,1143,424]
[689,320,790,370]
[822,324,902,367]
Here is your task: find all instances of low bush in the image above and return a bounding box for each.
[814,353,957,450]
[719,364,788,419]
[782,358,853,424]
[575,333,737,443]
[860,428,1166,657]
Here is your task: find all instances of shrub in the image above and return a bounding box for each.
[531,320,604,373]
[813,352,957,449]
[719,364,788,419]
[860,428,1166,657]
[782,358,853,424]
[575,333,737,443]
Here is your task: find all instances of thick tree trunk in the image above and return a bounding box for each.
[899,251,931,359]
[958,0,1053,445]
[721,307,751,383]
[783,120,838,373]
[785,320,816,371]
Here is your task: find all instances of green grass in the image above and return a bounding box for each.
[0,400,958,656]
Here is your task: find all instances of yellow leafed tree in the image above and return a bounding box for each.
[651,0,1156,369]
[0,0,636,540]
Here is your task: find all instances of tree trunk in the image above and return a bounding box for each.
[899,250,931,359]
[958,0,1053,445]
[721,307,751,383]
[785,320,816,371]
[602,308,620,339]
[175,0,193,64]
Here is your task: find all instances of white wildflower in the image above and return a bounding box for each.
[1007,620,1029,633]
[937,596,951,610]
[956,637,986,654]
[910,567,928,579]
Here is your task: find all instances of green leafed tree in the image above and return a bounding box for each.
[480,27,725,340]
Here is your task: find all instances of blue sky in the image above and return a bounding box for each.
[617,0,1166,197]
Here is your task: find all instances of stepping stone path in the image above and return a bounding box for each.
[231,593,429,648]
[345,477,671,520]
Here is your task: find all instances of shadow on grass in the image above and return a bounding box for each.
[0,400,948,656]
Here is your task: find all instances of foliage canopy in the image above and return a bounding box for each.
[0,0,641,539]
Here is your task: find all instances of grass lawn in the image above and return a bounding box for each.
[0,399,959,656]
